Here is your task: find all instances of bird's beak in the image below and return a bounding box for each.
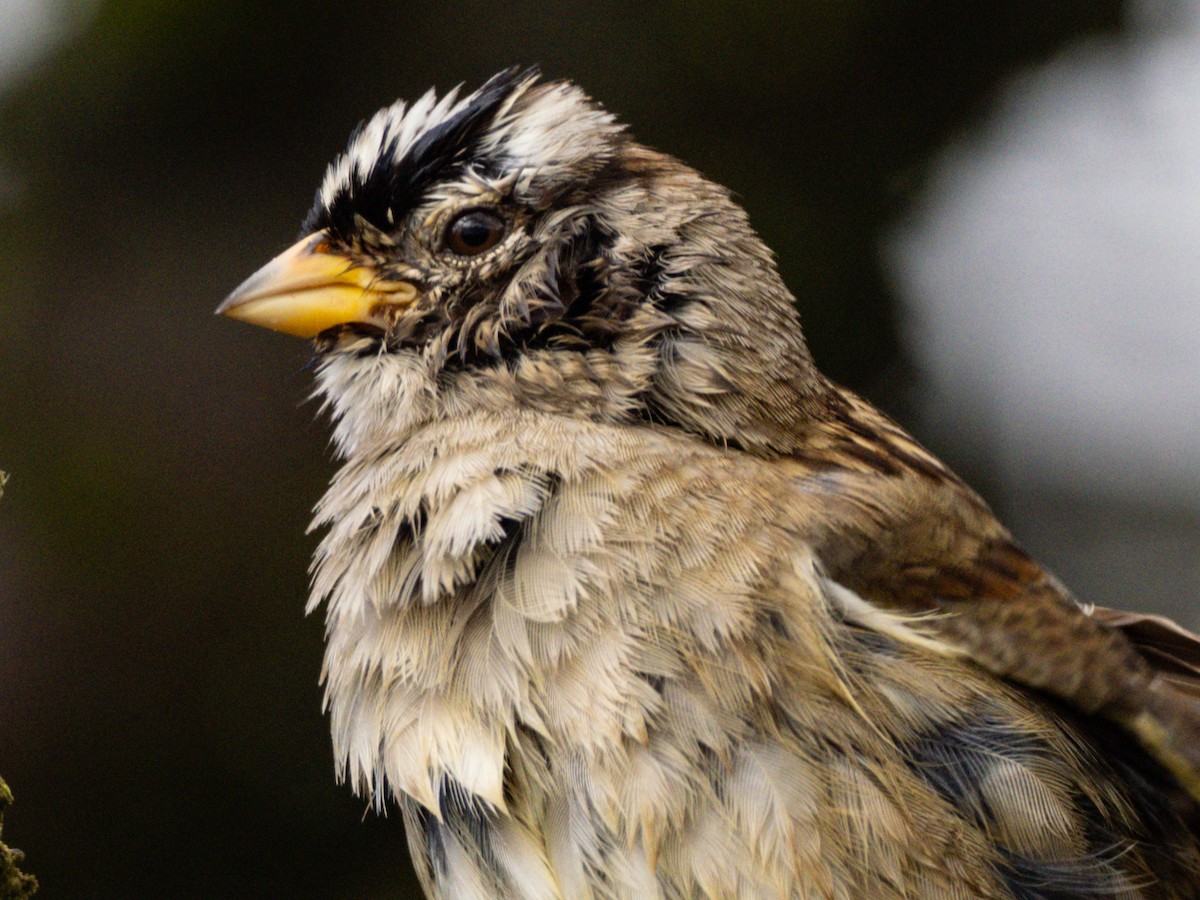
[216,231,419,338]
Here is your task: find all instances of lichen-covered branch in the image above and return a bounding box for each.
[0,474,36,898]
[0,778,38,898]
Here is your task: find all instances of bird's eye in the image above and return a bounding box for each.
[445,209,506,256]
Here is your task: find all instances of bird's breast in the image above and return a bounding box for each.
[309,410,813,806]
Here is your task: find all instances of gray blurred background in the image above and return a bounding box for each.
[0,1,1195,897]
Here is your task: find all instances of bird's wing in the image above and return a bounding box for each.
[793,391,1200,806]
[1094,608,1200,700]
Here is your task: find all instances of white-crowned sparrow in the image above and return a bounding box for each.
[219,68,1200,898]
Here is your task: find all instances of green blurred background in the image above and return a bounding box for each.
[5,1,1193,897]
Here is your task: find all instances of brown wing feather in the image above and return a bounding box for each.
[799,389,1200,808]
[1093,608,1200,700]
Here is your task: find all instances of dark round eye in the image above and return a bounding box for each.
[445,209,506,256]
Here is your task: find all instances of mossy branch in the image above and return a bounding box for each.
[0,474,38,898]
[0,779,38,899]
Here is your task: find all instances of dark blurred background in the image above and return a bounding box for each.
[1,1,1196,897]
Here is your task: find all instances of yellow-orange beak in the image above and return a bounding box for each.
[216,232,419,338]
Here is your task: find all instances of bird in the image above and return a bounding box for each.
[218,68,1200,898]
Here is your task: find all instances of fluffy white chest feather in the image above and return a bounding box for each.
[311,391,826,797]
[308,354,879,897]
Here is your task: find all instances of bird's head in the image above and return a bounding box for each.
[219,68,831,454]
